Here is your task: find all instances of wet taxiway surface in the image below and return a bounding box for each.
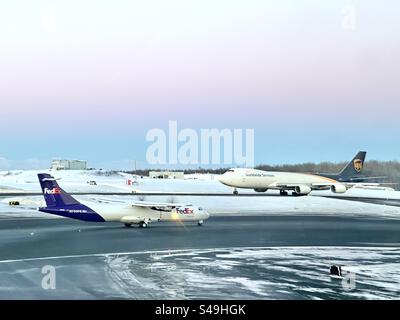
[0,215,399,299]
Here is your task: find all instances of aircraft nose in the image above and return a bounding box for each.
[217,174,229,185]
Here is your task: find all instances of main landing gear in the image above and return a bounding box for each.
[279,190,301,196]
[124,221,148,228]
[139,221,148,228]
[233,188,239,195]
[198,220,204,226]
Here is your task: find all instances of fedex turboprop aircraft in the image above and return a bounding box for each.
[218,168,348,196]
[38,173,209,227]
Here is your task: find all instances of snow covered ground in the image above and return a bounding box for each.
[1,246,399,299]
[1,169,400,219]
[0,169,130,193]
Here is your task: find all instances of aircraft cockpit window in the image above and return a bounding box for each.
[227,169,235,172]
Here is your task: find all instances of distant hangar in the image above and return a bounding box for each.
[51,159,87,171]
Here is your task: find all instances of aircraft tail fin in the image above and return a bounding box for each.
[339,151,367,177]
[38,173,80,207]
[37,173,105,222]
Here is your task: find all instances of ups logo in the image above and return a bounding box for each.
[353,159,363,172]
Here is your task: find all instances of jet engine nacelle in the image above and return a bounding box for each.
[331,184,347,193]
[254,188,268,192]
[294,185,312,195]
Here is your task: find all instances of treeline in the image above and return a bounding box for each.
[256,160,400,186]
[126,160,400,188]
[126,168,228,176]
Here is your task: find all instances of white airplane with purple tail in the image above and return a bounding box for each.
[38,173,209,228]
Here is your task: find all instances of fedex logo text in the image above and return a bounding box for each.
[44,188,62,195]
[177,208,194,215]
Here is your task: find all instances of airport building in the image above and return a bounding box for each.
[51,159,87,171]
[149,171,184,179]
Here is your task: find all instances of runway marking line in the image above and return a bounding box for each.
[0,246,398,264]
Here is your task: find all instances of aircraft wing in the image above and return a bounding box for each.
[271,182,349,194]
[348,182,398,186]
[311,182,344,188]
[272,183,337,190]
[132,201,191,208]
[347,176,387,181]
[344,182,398,189]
